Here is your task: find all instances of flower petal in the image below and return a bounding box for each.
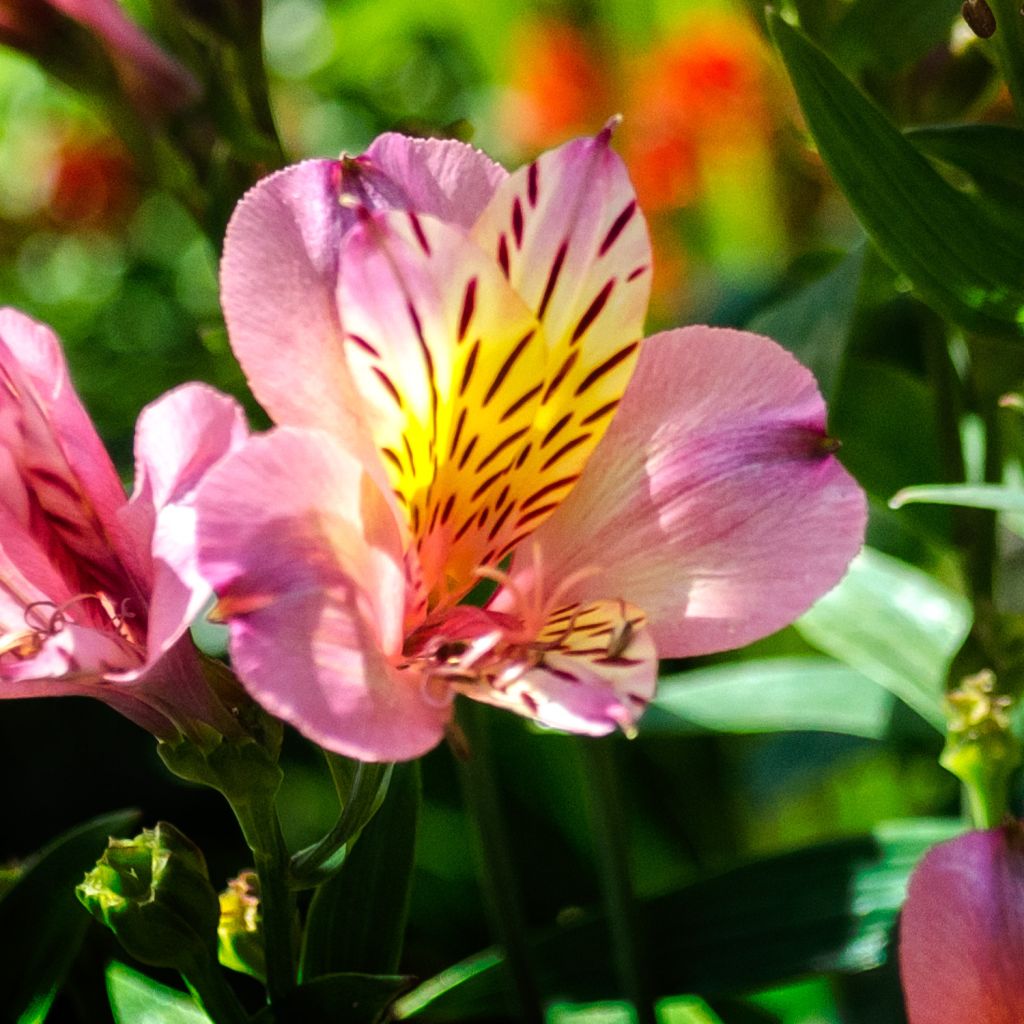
[123,383,248,667]
[507,327,867,657]
[900,824,1024,1024]
[459,598,656,735]
[363,132,508,228]
[195,428,449,760]
[220,160,370,438]
[471,127,653,529]
[338,210,550,606]
[221,139,505,438]
[0,308,142,602]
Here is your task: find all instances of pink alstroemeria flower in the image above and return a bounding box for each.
[900,823,1024,1023]
[0,309,246,740]
[196,125,866,761]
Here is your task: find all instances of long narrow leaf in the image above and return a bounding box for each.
[301,761,420,979]
[770,13,1024,339]
[397,819,962,1020]
[0,810,140,1024]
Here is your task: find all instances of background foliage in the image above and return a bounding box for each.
[3,0,1023,1020]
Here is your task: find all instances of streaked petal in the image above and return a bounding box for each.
[363,132,508,228]
[195,428,449,760]
[471,127,652,509]
[508,327,866,657]
[900,824,1024,1024]
[124,383,248,664]
[338,210,550,606]
[459,598,656,735]
[0,308,142,601]
[221,140,504,438]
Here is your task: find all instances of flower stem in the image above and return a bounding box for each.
[578,737,655,1024]
[229,794,298,1006]
[456,701,544,1023]
[181,955,251,1024]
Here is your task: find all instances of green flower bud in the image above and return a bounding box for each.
[77,822,220,973]
[217,870,266,981]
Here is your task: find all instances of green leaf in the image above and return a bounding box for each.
[300,761,420,979]
[827,0,961,74]
[985,0,1024,121]
[396,819,962,1020]
[106,962,211,1024]
[0,809,140,1024]
[795,548,971,730]
[906,124,1024,214]
[890,482,1024,512]
[644,658,894,739]
[769,12,1024,338]
[746,246,864,401]
[250,973,415,1024]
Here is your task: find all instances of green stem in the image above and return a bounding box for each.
[228,794,298,1006]
[456,701,544,1024]
[182,955,251,1024]
[578,739,654,1024]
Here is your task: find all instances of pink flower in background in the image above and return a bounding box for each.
[0,309,246,739]
[900,823,1024,1024]
[196,127,866,761]
[0,0,199,115]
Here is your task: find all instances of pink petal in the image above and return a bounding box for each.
[220,160,370,437]
[458,598,657,735]
[221,137,505,438]
[122,383,248,667]
[195,428,449,760]
[470,127,652,528]
[50,0,200,113]
[507,327,866,657]
[900,824,1024,1024]
[338,209,546,605]
[0,308,144,601]
[363,133,508,228]
[473,125,651,356]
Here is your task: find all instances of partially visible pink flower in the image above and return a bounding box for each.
[0,0,199,116]
[0,309,246,739]
[900,823,1024,1024]
[196,127,866,761]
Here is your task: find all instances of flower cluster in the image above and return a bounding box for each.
[1,127,866,760]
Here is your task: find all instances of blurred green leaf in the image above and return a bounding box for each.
[106,961,210,1024]
[890,482,1024,511]
[301,761,420,979]
[770,13,1024,339]
[986,0,1024,120]
[747,247,864,401]
[644,658,894,739]
[827,0,960,73]
[250,973,415,1024]
[907,124,1024,210]
[796,548,971,730]
[656,997,725,1023]
[0,809,140,1024]
[397,819,961,1020]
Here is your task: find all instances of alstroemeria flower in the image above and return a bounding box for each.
[900,823,1024,1023]
[0,309,247,739]
[196,126,866,761]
